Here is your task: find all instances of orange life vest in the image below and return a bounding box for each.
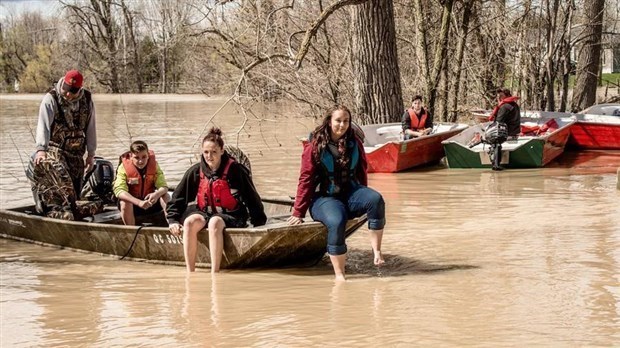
[407,108,428,130]
[196,158,241,213]
[121,150,157,200]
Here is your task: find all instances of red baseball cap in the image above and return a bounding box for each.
[62,70,83,92]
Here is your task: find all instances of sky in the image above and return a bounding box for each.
[0,0,61,20]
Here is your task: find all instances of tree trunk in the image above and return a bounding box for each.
[413,0,454,116]
[571,0,604,112]
[559,1,574,112]
[439,56,449,122]
[544,0,560,111]
[428,0,454,117]
[413,0,430,98]
[449,0,474,122]
[351,0,403,125]
[120,0,142,93]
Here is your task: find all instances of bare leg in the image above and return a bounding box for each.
[370,229,385,265]
[119,201,135,226]
[329,254,347,281]
[183,214,207,272]
[207,216,225,273]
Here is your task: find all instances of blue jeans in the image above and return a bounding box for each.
[310,184,385,256]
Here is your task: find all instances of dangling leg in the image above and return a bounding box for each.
[119,200,136,226]
[329,254,346,281]
[370,229,385,265]
[207,216,225,273]
[182,214,207,272]
[348,185,386,266]
[310,197,348,281]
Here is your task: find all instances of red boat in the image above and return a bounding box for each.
[569,104,620,150]
[361,123,468,173]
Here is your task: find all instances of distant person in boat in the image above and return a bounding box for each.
[113,141,170,226]
[489,88,521,137]
[167,128,267,273]
[287,105,386,281]
[402,95,433,140]
[27,69,98,220]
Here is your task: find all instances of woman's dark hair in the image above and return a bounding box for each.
[311,105,354,167]
[202,127,225,149]
[130,140,149,154]
[412,95,423,103]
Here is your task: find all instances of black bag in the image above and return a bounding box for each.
[81,157,116,203]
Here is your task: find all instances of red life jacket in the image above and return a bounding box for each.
[489,96,520,121]
[196,158,240,213]
[407,108,428,130]
[121,150,157,200]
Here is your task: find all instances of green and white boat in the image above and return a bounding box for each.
[441,117,575,169]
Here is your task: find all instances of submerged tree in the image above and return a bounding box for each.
[571,0,605,112]
[351,0,403,124]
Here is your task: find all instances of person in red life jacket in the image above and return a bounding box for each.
[488,88,521,137]
[167,128,266,273]
[401,95,433,140]
[287,105,386,282]
[113,140,169,225]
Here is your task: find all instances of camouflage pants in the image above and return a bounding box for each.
[26,148,101,220]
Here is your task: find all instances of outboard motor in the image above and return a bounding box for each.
[483,122,508,171]
[484,122,508,146]
[81,156,116,203]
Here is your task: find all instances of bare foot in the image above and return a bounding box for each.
[334,273,346,282]
[373,250,385,266]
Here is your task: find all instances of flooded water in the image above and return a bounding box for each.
[1,94,619,346]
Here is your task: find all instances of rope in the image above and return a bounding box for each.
[120,223,151,260]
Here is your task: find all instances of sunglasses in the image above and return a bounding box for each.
[62,82,81,94]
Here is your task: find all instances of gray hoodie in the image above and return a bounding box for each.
[35,78,97,157]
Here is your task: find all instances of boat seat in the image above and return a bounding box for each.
[91,210,122,223]
[376,125,402,142]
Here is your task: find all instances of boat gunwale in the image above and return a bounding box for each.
[0,205,348,236]
[363,122,469,149]
[441,119,576,149]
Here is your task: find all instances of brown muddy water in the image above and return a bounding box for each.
[1,94,619,347]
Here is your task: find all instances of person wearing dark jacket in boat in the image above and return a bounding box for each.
[489,88,521,137]
[287,105,386,282]
[401,95,433,140]
[167,128,267,273]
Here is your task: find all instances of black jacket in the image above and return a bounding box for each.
[166,152,267,227]
[496,102,521,136]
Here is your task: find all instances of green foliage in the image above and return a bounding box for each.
[19,44,57,93]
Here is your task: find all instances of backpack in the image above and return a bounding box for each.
[81,157,116,204]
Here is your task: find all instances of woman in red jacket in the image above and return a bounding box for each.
[287,105,386,281]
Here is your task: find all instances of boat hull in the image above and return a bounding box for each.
[0,201,367,269]
[363,123,468,173]
[442,120,573,169]
[568,122,620,150]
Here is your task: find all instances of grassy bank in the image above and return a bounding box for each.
[568,73,620,88]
